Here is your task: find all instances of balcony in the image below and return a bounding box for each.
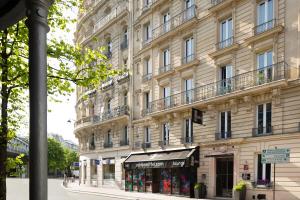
[96,105,129,122]
[103,142,113,148]
[252,126,273,137]
[215,131,232,140]
[94,2,128,34]
[151,5,197,45]
[245,19,284,46]
[158,140,169,147]
[155,64,174,79]
[89,143,95,150]
[147,62,291,115]
[120,140,129,146]
[210,37,239,58]
[101,79,114,90]
[142,37,152,47]
[209,0,235,13]
[181,136,194,144]
[120,40,128,50]
[142,142,151,149]
[116,72,129,83]
[142,73,152,82]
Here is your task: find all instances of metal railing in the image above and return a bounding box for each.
[147,62,290,114]
[116,72,129,82]
[211,0,225,6]
[158,140,169,146]
[142,73,152,82]
[159,64,172,74]
[120,140,129,146]
[252,126,273,137]
[93,105,129,124]
[142,142,151,149]
[215,131,232,140]
[182,54,195,65]
[94,2,128,32]
[181,136,193,144]
[142,37,152,47]
[254,19,276,35]
[152,5,196,40]
[216,36,234,50]
[120,40,128,50]
[103,142,113,148]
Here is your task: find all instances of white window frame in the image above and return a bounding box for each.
[256,103,272,134]
[162,12,171,32]
[184,118,193,140]
[219,111,231,139]
[184,78,193,103]
[255,154,272,185]
[184,37,194,62]
[163,48,170,67]
[145,126,151,143]
[162,123,170,143]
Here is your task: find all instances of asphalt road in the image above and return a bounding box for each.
[7,178,123,200]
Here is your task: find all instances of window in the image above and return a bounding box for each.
[184,37,194,63]
[124,126,128,144]
[144,0,151,7]
[220,65,232,94]
[144,92,150,110]
[107,40,112,57]
[161,48,170,73]
[89,133,95,150]
[107,130,112,144]
[123,59,128,68]
[163,86,171,108]
[185,0,194,8]
[257,51,273,84]
[184,79,193,103]
[124,93,128,106]
[145,126,151,143]
[257,154,271,185]
[257,0,274,33]
[219,111,231,139]
[184,118,193,143]
[184,0,195,20]
[124,28,128,43]
[144,58,152,75]
[144,23,151,42]
[219,18,233,48]
[162,123,170,145]
[107,99,111,112]
[256,103,272,135]
[162,12,170,32]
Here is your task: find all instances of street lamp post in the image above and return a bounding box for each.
[26,1,52,200]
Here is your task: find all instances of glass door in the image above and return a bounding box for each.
[257,51,273,84]
[216,157,233,197]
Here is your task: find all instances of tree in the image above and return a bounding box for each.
[48,138,65,175]
[64,148,79,176]
[0,0,116,199]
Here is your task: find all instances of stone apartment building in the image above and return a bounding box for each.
[74,0,300,199]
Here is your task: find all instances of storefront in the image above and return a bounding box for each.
[124,147,199,198]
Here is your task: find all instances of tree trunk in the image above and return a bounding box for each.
[0,29,9,200]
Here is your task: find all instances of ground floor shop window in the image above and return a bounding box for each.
[103,164,115,179]
[125,168,195,197]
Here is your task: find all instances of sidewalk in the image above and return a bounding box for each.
[63,181,212,200]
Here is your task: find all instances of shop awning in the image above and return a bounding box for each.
[124,147,199,169]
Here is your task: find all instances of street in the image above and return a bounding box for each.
[7,178,125,200]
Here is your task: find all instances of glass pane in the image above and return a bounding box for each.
[267,0,273,21]
[228,18,233,38]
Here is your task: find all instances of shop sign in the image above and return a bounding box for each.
[95,159,100,165]
[125,160,186,169]
[262,148,290,164]
[192,108,203,124]
[73,162,79,167]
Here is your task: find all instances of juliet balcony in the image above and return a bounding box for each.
[146,62,294,116]
[151,5,197,45]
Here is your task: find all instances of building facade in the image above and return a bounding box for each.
[75,0,300,199]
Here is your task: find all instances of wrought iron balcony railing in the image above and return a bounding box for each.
[93,105,129,124]
[181,136,194,144]
[182,53,195,65]
[252,126,273,137]
[215,131,232,140]
[211,0,225,6]
[152,5,196,40]
[142,142,151,149]
[158,140,169,147]
[142,37,152,47]
[120,140,129,146]
[116,72,129,82]
[94,1,127,32]
[147,62,290,114]
[103,142,113,148]
[142,73,152,82]
[254,19,276,35]
[216,36,234,50]
[159,64,172,75]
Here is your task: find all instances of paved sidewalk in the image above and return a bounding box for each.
[64,181,212,200]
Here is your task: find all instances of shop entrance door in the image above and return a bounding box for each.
[216,157,233,197]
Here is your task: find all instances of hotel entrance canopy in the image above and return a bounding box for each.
[124,147,199,169]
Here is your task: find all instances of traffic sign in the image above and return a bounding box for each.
[261,148,290,164]
[73,162,80,167]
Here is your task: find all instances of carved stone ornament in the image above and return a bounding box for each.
[230,99,238,114]
[243,96,253,112]
[272,88,281,106]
